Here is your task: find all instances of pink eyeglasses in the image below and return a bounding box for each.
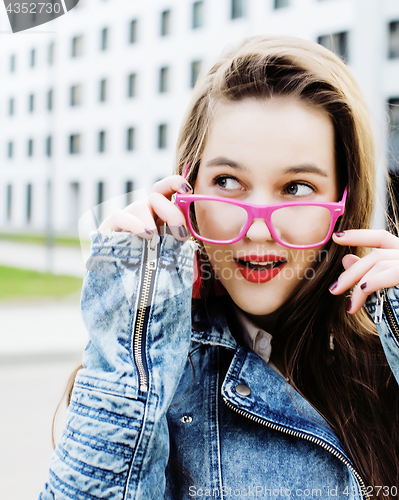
[175,166,347,249]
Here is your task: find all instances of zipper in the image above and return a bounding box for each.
[133,234,160,392]
[223,397,369,499]
[377,289,399,344]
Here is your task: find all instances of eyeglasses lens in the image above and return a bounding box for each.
[270,206,332,246]
[192,200,332,246]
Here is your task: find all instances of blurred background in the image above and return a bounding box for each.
[1,0,399,497]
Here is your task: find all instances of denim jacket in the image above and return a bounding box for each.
[39,233,399,500]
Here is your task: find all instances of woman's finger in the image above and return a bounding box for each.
[124,200,158,231]
[329,249,399,295]
[332,229,399,250]
[342,254,360,270]
[151,175,193,199]
[148,192,189,240]
[98,209,157,239]
[348,262,399,314]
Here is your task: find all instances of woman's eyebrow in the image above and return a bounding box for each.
[205,158,329,177]
[280,165,329,177]
[204,157,248,170]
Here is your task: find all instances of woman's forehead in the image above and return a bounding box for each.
[199,96,336,181]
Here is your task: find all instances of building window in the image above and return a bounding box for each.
[161,10,171,36]
[26,184,32,224]
[99,79,107,102]
[69,134,81,154]
[100,27,109,51]
[97,181,105,223]
[48,42,55,65]
[28,94,35,113]
[129,19,138,43]
[98,130,106,153]
[231,0,244,19]
[126,180,134,205]
[157,124,167,149]
[317,31,349,61]
[7,141,13,159]
[10,54,15,72]
[274,0,289,8]
[387,98,399,168]
[6,185,12,222]
[46,135,52,157]
[27,138,34,157]
[190,60,202,88]
[72,35,83,57]
[9,98,14,116]
[389,21,399,59]
[47,89,53,111]
[159,67,169,93]
[30,48,35,67]
[128,73,137,97]
[192,1,204,29]
[70,84,82,106]
[126,127,135,151]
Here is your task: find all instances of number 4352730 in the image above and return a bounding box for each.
[6,3,61,14]
[343,486,398,497]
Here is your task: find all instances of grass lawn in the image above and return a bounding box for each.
[0,266,83,300]
[0,232,88,247]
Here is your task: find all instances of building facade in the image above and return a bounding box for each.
[1,0,399,235]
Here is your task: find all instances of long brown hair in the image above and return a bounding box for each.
[175,35,399,496]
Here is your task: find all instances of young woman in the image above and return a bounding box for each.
[40,36,399,500]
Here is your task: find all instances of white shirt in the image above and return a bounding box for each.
[233,304,287,380]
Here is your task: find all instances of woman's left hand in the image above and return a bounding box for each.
[328,229,399,314]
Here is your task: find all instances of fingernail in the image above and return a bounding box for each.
[180,183,192,193]
[360,282,367,291]
[334,232,345,237]
[145,227,154,236]
[178,225,188,238]
[329,280,339,292]
[346,299,352,312]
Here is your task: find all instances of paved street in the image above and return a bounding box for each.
[0,241,89,499]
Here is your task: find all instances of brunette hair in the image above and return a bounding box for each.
[175,35,399,496]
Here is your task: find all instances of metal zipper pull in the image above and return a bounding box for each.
[374,289,385,324]
[147,233,159,270]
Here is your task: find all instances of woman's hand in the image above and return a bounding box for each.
[328,229,399,313]
[98,175,192,241]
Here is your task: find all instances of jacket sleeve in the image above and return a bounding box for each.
[39,232,195,500]
[366,286,399,385]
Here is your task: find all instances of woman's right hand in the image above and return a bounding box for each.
[98,175,193,241]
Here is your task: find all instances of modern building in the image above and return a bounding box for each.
[1,0,399,235]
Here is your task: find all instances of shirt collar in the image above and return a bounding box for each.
[232,304,273,364]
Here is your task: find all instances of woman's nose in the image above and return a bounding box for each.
[245,218,275,243]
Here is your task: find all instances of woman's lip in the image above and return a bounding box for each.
[236,255,287,263]
[235,260,287,283]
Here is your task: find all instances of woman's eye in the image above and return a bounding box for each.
[285,182,313,196]
[214,176,241,190]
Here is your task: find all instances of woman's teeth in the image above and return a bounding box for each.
[238,260,286,270]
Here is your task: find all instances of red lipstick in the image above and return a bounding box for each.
[234,254,287,284]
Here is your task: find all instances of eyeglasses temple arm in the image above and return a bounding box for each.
[183,162,191,179]
[341,187,348,205]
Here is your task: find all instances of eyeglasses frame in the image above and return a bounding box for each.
[175,164,347,248]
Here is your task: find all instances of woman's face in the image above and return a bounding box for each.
[194,96,338,330]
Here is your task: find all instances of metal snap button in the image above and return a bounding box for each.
[180,415,193,424]
[235,384,251,397]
